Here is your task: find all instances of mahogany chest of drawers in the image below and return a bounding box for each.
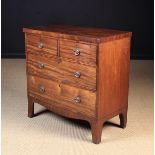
[23,25,132,144]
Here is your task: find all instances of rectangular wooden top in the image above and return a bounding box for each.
[23,25,132,43]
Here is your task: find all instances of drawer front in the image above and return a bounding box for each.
[41,36,58,54]
[26,34,40,47]
[28,75,96,117]
[60,40,97,67]
[26,34,58,56]
[27,58,96,91]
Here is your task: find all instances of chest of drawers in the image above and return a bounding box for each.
[23,25,132,144]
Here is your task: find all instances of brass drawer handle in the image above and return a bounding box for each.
[38,63,44,69]
[39,86,45,93]
[74,71,81,78]
[74,96,81,103]
[38,42,44,49]
[74,49,80,56]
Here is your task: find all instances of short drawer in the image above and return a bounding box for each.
[26,34,58,56]
[27,59,96,91]
[28,75,96,117]
[60,40,97,67]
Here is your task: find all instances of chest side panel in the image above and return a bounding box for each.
[97,37,131,119]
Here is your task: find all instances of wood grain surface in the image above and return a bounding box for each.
[60,40,97,67]
[28,75,96,118]
[97,37,131,119]
[26,33,58,56]
[27,59,96,91]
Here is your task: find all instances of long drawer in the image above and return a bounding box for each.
[28,75,96,117]
[27,58,96,91]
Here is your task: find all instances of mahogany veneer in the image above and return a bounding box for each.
[23,25,132,144]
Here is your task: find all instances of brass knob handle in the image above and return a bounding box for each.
[38,63,44,69]
[74,49,80,56]
[39,86,45,93]
[38,42,44,49]
[74,71,81,78]
[74,96,81,103]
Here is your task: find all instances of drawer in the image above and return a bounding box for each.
[27,59,96,91]
[26,34,58,56]
[28,75,96,117]
[60,40,97,67]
